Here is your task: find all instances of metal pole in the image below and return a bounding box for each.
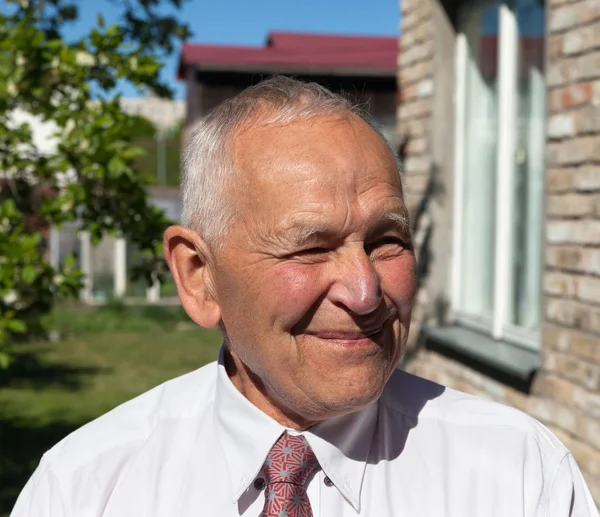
[79,230,92,302]
[157,128,166,185]
[114,237,127,298]
[49,225,60,268]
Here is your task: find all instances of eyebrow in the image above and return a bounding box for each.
[372,211,410,236]
[283,224,336,248]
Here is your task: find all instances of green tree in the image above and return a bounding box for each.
[0,0,190,366]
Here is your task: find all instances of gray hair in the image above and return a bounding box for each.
[181,75,401,245]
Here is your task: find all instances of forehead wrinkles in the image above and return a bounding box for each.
[230,115,400,216]
[235,115,364,174]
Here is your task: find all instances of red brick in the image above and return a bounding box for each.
[562,82,594,108]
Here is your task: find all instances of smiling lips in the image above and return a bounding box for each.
[307,327,384,341]
[303,309,397,344]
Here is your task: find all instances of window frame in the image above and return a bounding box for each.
[450,0,543,351]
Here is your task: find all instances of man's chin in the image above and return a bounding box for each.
[316,363,391,408]
[316,383,385,419]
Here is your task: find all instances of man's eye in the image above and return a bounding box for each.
[378,237,403,246]
[376,237,404,248]
[366,237,405,256]
[280,247,332,261]
[294,247,331,256]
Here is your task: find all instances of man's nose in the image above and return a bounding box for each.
[327,248,382,316]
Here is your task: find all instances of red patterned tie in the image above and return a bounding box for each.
[259,433,319,517]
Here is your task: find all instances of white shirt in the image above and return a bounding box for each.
[12,348,599,517]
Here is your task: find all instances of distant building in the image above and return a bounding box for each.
[120,96,185,131]
[178,31,399,147]
[398,0,600,505]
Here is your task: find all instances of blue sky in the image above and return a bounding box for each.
[65,0,400,99]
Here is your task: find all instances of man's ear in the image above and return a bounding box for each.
[163,225,221,328]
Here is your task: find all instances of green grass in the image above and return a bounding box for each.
[0,303,222,515]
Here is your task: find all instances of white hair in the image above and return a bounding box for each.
[181,75,401,246]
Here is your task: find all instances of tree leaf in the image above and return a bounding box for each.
[22,265,38,285]
[0,352,12,370]
[7,319,26,333]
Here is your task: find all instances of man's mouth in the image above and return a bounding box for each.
[307,327,383,340]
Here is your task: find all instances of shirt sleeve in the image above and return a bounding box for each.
[544,453,599,517]
[10,462,65,517]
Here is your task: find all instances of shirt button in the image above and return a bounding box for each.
[324,476,334,487]
[254,477,266,491]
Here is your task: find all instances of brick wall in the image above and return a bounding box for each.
[397,0,434,343]
[398,0,433,216]
[398,0,600,504]
[541,0,600,502]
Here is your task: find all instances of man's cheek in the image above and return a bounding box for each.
[379,255,417,302]
[273,264,324,322]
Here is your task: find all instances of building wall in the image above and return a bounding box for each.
[120,96,185,131]
[182,81,246,142]
[399,0,600,504]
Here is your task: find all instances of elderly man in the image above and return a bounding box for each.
[12,77,598,517]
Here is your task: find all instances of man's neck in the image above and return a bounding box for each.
[223,347,317,431]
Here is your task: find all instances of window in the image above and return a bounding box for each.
[452,0,546,349]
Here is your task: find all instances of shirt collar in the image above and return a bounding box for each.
[214,347,285,503]
[214,346,377,512]
[305,399,377,512]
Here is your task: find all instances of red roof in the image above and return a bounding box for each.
[266,31,397,51]
[178,31,398,79]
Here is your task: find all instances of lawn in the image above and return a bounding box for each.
[0,303,222,515]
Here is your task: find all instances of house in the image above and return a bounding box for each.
[178,31,400,147]
[398,0,600,504]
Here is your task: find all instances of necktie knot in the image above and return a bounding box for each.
[261,433,319,488]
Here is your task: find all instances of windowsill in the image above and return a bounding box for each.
[419,324,539,393]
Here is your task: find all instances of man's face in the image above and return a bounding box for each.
[212,114,416,424]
